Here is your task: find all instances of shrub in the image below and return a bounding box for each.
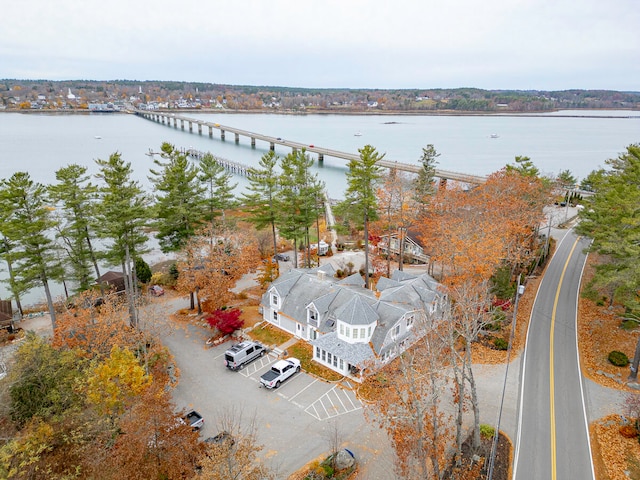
[480,424,495,439]
[135,257,152,284]
[168,262,179,280]
[205,308,244,335]
[621,320,638,331]
[608,350,629,367]
[493,337,509,351]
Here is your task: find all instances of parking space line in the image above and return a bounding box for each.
[332,387,348,412]
[303,385,364,421]
[239,354,277,378]
[288,378,319,401]
[318,398,331,419]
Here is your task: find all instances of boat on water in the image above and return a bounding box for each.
[94,135,102,139]
[354,132,362,136]
[490,133,499,138]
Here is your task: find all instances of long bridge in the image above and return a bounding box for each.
[135,110,487,184]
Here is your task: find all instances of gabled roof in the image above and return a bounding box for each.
[263,267,444,358]
[334,295,379,326]
[375,276,401,291]
[338,272,365,287]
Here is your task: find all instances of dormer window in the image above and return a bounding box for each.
[406,315,414,329]
[308,308,319,328]
[270,293,279,307]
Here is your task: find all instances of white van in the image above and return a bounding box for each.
[224,341,267,370]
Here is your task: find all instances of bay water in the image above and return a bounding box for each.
[0,110,638,305]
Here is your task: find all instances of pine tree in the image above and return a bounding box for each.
[149,143,205,252]
[576,144,640,379]
[341,145,383,288]
[0,172,64,329]
[242,150,281,259]
[49,164,101,292]
[94,153,150,327]
[278,149,325,268]
[413,144,439,209]
[198,152,237,228]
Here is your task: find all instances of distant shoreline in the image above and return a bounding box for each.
[1,107,638,119]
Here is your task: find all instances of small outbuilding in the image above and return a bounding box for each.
[96,271,126,292]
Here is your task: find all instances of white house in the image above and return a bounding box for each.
[378,229,429,264]
[260,264,444,381]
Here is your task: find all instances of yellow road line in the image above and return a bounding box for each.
[549,236,581,480]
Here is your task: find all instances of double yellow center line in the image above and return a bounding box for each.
[549,236,581,480]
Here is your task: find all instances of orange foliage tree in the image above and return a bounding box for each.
[176,224,261,314]
[53,292,143,358]
[365,317,454,479]
[415,168,551,451]
[97,382,202,480]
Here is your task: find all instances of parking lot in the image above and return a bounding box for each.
[158,302,396,479]
[210,348,363,421]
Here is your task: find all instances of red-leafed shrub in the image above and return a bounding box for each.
[205,308,244,335]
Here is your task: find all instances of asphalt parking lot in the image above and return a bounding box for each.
[158,300,395,478]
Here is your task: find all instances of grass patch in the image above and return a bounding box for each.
[248,323,292,347]
[288,342,343,382]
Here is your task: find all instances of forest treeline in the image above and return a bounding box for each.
[1,79,639,112]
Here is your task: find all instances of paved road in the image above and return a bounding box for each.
[513,229,594,480]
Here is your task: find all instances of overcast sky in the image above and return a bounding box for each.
[2,0,638,91]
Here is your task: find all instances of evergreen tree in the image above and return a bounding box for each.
[413,144,439,208]
[576,144,640,379]
[340,145,383,288]
[278,149,324,268]
[135,257,152,284]
[242,150,281,258]
[506,155,540,177]
[0,172,64,329]
[94,153,150,327]
[0,231,24,316]
[198,152,237,228]
[149,143,205,252]
[555,169,577,189]
[49,164,101,292]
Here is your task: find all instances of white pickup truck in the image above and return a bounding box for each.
[259,358,301,389]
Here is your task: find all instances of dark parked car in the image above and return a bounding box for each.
[273,253,290,262]
[205,431,234,446]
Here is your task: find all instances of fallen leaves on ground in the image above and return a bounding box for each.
[592,415,640,480]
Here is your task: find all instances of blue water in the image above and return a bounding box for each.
[0,110,638,304]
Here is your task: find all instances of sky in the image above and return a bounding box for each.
[2,0,639,91]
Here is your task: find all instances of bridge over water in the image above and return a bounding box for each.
[135,110,487,184]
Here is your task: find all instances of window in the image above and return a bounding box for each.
[271,294,279,307]
[322,350,326,362]
[361,328,366,339]
[406,315,414,329]
[339,359,344,370]
[394,324,400,337]
[316,346,320,358]
[327,353,332,364]
[272,310,278,322]
[339,323,344,335]
[345,327,350,337]
[333,355,338,367]
[368,326,372,337]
